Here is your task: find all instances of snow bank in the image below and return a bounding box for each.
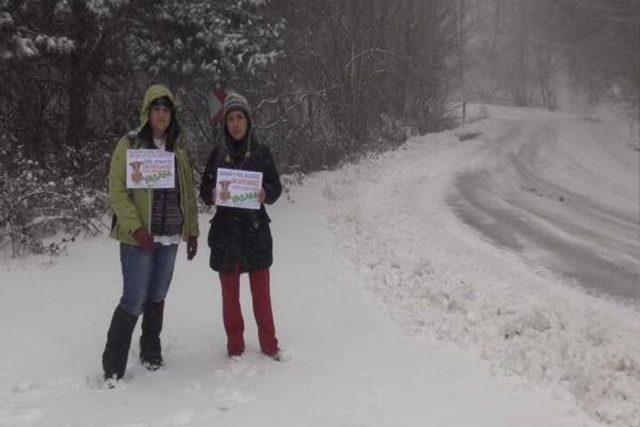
[317,116,640,427]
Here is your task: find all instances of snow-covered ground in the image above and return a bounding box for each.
[1,105,638,426]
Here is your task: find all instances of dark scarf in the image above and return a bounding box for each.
[224,133,252,168]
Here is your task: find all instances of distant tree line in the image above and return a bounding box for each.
[462,0,639,110]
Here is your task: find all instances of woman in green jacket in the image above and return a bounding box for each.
[101,85,199,387]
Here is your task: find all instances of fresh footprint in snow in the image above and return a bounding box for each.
[214,387,254,410]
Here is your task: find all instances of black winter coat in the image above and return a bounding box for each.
[199,136,282,273]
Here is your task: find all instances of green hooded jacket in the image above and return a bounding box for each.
[108,85,199,245]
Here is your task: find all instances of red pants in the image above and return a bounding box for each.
[218,266,279,356]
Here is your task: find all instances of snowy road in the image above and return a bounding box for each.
[319,105,640,426]
[447,108,639,301]
[1,105,638,426]
[0,180,599,427]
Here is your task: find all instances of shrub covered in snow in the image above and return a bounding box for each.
[0,140,109,256]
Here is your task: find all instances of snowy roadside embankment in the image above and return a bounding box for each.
[317,110,640,427]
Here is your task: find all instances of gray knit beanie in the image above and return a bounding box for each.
[223,92,252,124]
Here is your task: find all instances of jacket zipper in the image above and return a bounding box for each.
[178,150,187,240]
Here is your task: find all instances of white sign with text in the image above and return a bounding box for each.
[126,149,175,189]
[215,168,263,210]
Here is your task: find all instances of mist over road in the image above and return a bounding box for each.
[448,108,640,303]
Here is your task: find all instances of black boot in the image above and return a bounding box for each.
[140,300,164,370]
[102,305,138,381]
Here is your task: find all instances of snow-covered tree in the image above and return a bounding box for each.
[0,0,281,255]
[255,0,458,171]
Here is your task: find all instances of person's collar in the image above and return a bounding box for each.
[153,137,166,150]
[226,135,248,153]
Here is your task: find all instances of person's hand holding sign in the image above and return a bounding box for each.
[214,168,263,209]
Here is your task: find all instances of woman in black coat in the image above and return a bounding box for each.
[199,92,286,361]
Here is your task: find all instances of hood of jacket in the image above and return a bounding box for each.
[137,84,181,149]
[139,84,177,128]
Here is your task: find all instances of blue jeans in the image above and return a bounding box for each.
[119,243,178,316]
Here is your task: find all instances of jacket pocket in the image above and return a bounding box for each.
[254,222,273,254]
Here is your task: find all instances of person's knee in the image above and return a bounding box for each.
[119,296,145,316]
[145,290,169,306]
